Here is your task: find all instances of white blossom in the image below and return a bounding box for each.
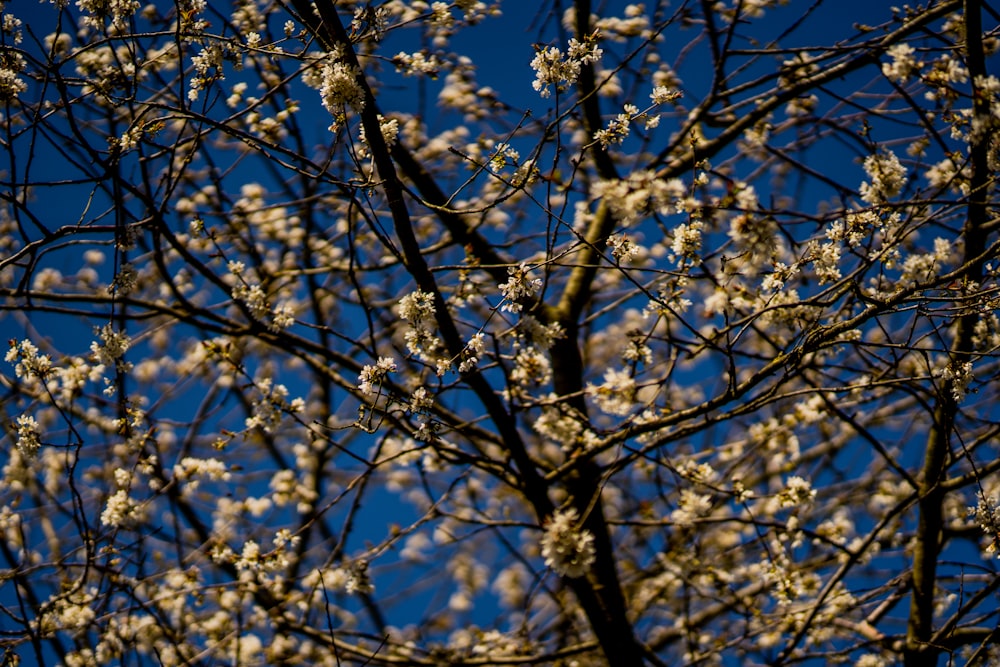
[399,290,441,360]
[882,43,920,82]
[938,360,974,403]
[498,263,542,313]
[90,324,131,366]
[358,356,396,395]
[540,508,596,577]
[14,414,41,458]
[530,37,602,98]
[589,368,637,416]
[779,476,816,508]
[651,85,681,104]
[399,290,436,322]
[358,114,400,157]
[101,489,144,527]
[670,220,704,261]
[76,0,140,29]
[970,492,1000,558]
[173,457,231,490]
[6,339,53,379]
[318,59,365,126]
[860,150,907,204]
[670,489,713,528]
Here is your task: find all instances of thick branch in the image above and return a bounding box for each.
[905,2,991,664]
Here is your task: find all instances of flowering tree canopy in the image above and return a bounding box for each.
[3,0,1000,665]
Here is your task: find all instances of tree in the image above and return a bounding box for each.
[1,0,999,664]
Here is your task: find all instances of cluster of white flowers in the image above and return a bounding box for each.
[973,312,1000,352]
[968,74,1000,142]
[90,324,131,366]
[226,81,248,109]
[108,262,137,295]
[271,303,295,330]
[588,368,637,416]
[739,119,771,160]
[173,457,231,490]
[14,414,41,458]
[6,339,53,380]
[243,96,297,142]
[398,290,441,359]
[778,476,816,508]
[409,386,434,414]
[860,150,908,203]
[720,0,784,19]
[650,85,682,105]
[778,51,819,88]
[621,333,653,365]
[593,170,686,226]
[607,232,640,263]
[358,114,400,158]
[677,460,719,484]
[489,142,520,172]
[76,0,140,30]
[827,208,895,247]
[937,360,974,403]
[969,492,1000,557]
[498,263,541,313]
[438,58,496,119]
[785,93,819,117]
[0,505,22,551]
[540,507,596,578]
[38,588,97,635]
[335,561,375,594]
[1,11,22,44]
[350,4,389,41]
[428,1,455,29]
[509,345,551,388]
[269,469,318,513]
[318,59,365,127]
[925,157,971,194]
[188,41,234,102]
[398,289,436,324]
[670,219,704,261]
[517,315,564,350]
[358,356,396,395]
[392,50,444,77]
[533,399,599,454]
[100,489,144,527]
[306,561,373,595]
[443,628,524,660]
[234,540,265,571]
[761,262,798,293]
[923,53,968,104]
[228,262,296,331]
[458,332,486,372]
[594,103,639,148]
[749,417,801,468]
[244,377,303,433]
[882,43,921,83]
[808,240,842,285]
[727,185,786,273]
[814,507,856,549]
[895,237,952,288]
[670,489,713,528]
[643,276,693,318]
[856,655,889,667]
[0,50,27,101]
[530,37,603,98]
[231,280,269,319]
